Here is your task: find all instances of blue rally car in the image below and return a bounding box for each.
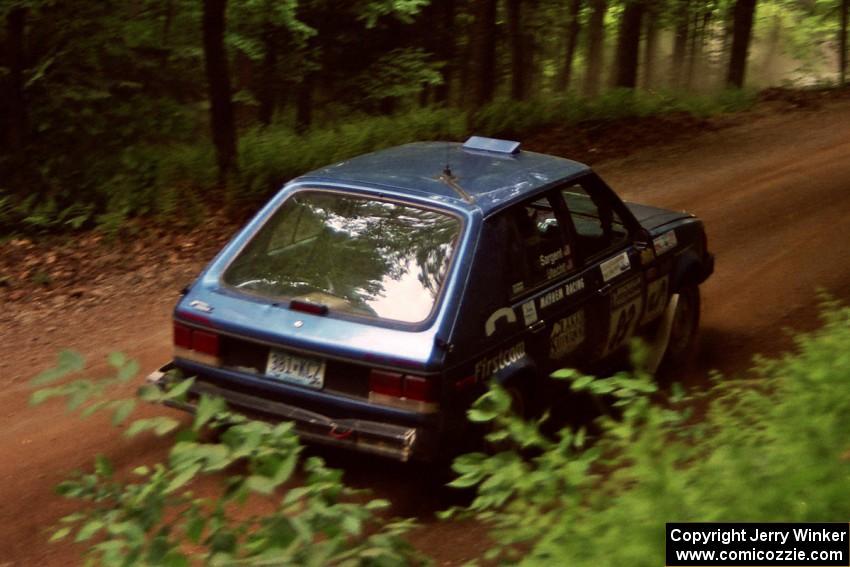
[147,137,714,462]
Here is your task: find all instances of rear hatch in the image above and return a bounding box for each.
[173,188,466,413]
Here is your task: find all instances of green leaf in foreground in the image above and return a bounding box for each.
[450,300,850,567]
[33,351,421,566]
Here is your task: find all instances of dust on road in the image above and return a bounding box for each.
[3,98,850,566]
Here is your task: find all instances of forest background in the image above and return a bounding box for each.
[0,0,847,235]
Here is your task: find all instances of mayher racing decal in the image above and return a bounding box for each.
[565,277,585,296]
[475,342,526,380]
[653,230,678,255]
[600,251,630,282]
[550,310,585,359]
[522,300,538,326]
[604,276,644,356]
[641,275,670,324]
[540,287,564,309]
[539,277,586,310]
[485,307,517,337]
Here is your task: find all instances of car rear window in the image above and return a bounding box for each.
[222,190,462,324]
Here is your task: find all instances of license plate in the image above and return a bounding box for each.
[265,349,326,389]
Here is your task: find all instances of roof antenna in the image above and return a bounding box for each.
[443,142,452,178]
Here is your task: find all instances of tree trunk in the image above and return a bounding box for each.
[670,0,690,87]
[685,9,700,88]
[695,10,712,89]
[202,0,237,180]
[468,0,498,108]
[556,0,582,92]
[295,73,313,133]
[612,0,645,88]
[258,20,278,126]
[726,0,757,88]
[163,0,174,46]
[5,7,27,151]
[433,0,456,104]
[507,0,526,100]
[841,0,848,85]
[521,0,538,97]
[583,0,608,96]
[642,7,659,88]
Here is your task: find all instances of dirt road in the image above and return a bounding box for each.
[3,99,850,565]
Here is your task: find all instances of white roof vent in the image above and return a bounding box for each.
[462,136,521,154]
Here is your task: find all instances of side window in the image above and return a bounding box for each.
[561,183,628,258]
[499,194,575,297]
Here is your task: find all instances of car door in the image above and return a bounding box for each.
[559,174,650,362]
[497,190,597,374]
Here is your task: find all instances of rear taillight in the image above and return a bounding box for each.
[191,329,219,356]
[368,369,439,413]
[173,321,192,349]
[369,370,404,397]
[173,321,221,366]
[403,375,438,402]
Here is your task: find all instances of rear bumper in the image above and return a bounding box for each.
[146,364,433,462]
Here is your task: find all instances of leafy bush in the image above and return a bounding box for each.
[233,107,468,201]
[3,88,757,236]
[471,89,757,135]
[447,299,850,566]
[28,301,850,565]
[31,353,420,566]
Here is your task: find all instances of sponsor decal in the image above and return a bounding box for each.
[540,287,564,309]
[642,275,669,324]
[610,276,642,308]
[550,310,586,359]
[653,230,678,255]
[564,277,585,296]
[600,251,630,282]
[604,294,644,356]
[475,342,526,380]
[512,281,525,295]
[485,307,517,337]
[521,300,538,326]
[539,277,586,311]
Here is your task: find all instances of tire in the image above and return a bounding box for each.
[656,284,701,380]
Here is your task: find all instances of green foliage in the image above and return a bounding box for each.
[449,300,850,566]
[356,48,444,103]
[31,353,420,566]
[357,0,430,27]
[232,107,468,200]
[472,89,757,135]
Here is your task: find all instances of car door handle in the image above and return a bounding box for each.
[597,283,612,296]
[528,320,546,333]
